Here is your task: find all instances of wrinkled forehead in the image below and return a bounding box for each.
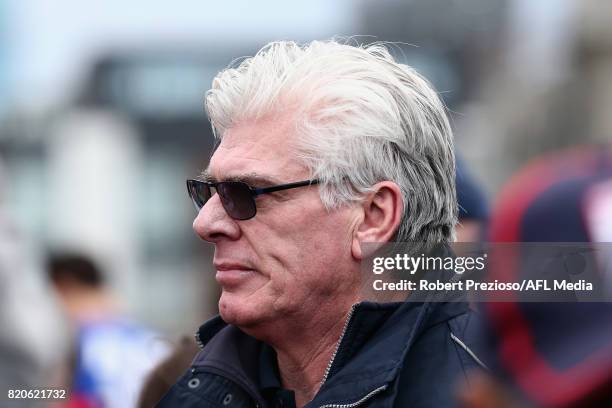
[206,115,309,182]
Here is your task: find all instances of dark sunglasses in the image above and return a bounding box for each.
[186,178,320,220]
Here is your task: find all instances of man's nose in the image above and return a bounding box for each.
[193,193,241,242]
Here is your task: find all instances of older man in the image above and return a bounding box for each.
[158,40,483,408]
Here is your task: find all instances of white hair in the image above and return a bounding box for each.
[205,39,457,243]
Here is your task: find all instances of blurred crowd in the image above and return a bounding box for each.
[0,0,611,407]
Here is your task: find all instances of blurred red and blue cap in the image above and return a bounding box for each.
[483,145,612,407]
[456,154,489,222]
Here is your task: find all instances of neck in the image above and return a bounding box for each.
[260,301,355,407]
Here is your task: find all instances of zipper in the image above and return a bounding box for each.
[318,384,388,408]
[320,304,357,387]
[194,330,204,349]
[450,332,488,370]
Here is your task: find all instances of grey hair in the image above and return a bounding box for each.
[205,39,457,243]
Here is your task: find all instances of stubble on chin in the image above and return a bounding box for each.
[218,293,267,329]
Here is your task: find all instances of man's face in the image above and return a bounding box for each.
[193,113,360,332]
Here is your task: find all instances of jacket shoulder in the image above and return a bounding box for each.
[155,369,257,408]
[392,307,486,407]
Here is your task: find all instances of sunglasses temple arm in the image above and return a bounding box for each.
[252,179,320,195]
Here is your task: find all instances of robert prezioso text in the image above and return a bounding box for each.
[373,279,593,292]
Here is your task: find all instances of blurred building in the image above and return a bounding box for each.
[458,0,612,195]
[1,0,610,339]
[358,0,508,110]
[0,0,360,338]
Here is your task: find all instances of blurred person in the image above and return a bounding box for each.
[460,145,612,407]
[455,155,489,243]
[159,40,485,408]
[137,336,199,408]
[0,162,68,399]
[48,253,169,408]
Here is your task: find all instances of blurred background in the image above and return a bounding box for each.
[0,0,611,405]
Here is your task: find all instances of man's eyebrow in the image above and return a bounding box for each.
[199,170,282,186]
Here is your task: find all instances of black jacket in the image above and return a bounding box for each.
[156,299,484,407]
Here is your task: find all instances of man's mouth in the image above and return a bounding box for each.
[214,263,256,287]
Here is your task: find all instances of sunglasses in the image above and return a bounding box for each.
[186,178,320,220]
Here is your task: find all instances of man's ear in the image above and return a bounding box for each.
[351,181,404,260]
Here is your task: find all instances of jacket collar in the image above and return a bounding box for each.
[194,321,265,405]
[310,300,467,406]
[194,300,468,407]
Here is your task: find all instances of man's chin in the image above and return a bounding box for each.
[218,295,264,328]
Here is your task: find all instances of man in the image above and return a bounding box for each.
[158,40,483,407]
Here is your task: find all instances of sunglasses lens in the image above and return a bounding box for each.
[217,182,256,220]
[186,180,211,211]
